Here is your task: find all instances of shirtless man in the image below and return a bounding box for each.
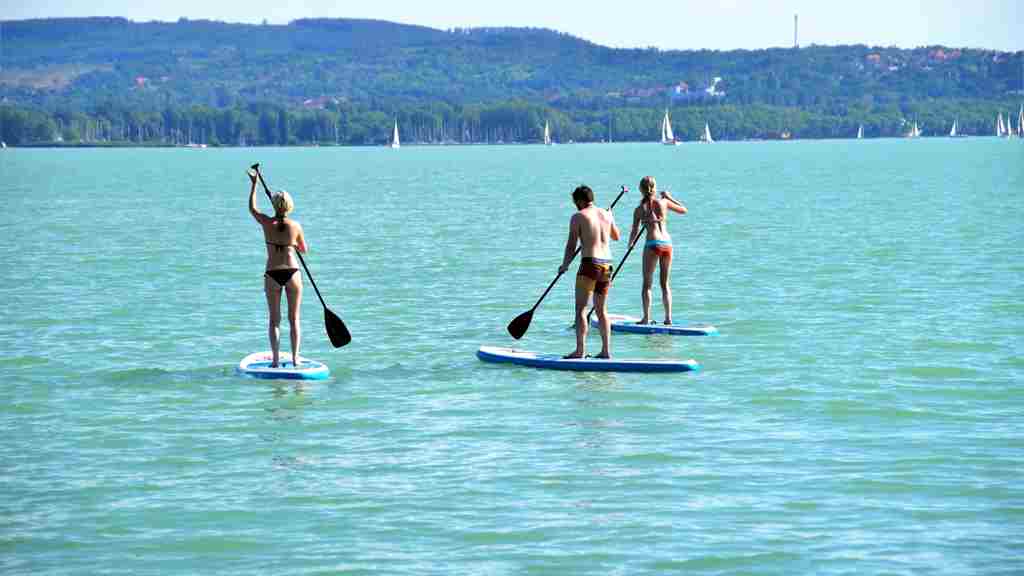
[630,175,687,325]
[559,185,621,359]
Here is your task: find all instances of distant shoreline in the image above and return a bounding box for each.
[4,134,1011,149]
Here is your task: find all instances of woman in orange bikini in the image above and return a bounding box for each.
[248,170,308,367]
[630,176,687,325]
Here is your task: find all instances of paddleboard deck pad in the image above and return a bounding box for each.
[237,351,330,380]
[592,314,718,336]
[477,346,699,373]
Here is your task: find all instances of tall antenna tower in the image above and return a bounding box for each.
[794,14,799,49]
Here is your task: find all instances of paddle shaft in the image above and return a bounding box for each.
[527,247,578,313]
[525,185,630,314]
[252,167,330,311]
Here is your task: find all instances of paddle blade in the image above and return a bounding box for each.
[325,308,351,348]
[507,309,534,340]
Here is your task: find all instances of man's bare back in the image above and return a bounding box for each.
[573,206,617,260]
[560,203,620,274]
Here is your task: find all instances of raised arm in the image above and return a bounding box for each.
[248,172,270,224]
[661,191,688,215]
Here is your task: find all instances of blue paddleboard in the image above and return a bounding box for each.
[592,313,718,336]
[477,346,699,373]
[237,351,330,380]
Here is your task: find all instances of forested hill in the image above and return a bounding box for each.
[1,17,1022,145]
[4,16,1022,108]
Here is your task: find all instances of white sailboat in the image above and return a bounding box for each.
[390,120,400,149]
[661,111,679,145]
[700,122,714,143]
[543,121,552,145]
[906,121,921,138]
[997,113,1006,137]
[1009,111,1018,138]
[949,119,957,137]
[857,124,863,139]
[1018,105,1024,139]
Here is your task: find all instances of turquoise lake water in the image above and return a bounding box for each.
[3,140,1023,574]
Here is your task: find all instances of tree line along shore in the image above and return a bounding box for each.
[3,99,1022,147]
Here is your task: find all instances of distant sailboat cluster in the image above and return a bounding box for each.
[657,111,714,144]
[384,104,1022,147]
[892,107,1024,140]
[996,106,1024,138]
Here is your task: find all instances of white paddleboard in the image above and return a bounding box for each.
[237,351,330,380]
[591,313,718,336]
[477,346,699,373]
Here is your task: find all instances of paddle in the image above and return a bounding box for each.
[251,163,351,348]
[506,185,629,340]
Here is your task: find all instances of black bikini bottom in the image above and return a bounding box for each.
[265,268,298,286]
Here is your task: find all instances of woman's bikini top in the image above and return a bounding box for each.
[266,241,294,252]
[641,200,666,232]
[267,217,293,252]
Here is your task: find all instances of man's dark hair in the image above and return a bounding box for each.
[572,185,594,205]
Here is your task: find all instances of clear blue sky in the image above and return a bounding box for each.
[2,0,1021,51]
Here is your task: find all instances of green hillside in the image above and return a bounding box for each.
[1,17,1022,145]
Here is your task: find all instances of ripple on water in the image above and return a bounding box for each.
[896,365,984,380]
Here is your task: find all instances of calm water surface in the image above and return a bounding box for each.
[2,140,1023,574]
